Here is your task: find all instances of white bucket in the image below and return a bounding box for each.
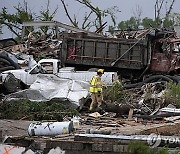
[28,121,73,136]
[71,116,80,129]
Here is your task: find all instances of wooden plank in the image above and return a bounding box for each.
[128,108,134,120]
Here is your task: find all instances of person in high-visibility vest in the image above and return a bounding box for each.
[89,69,104,111]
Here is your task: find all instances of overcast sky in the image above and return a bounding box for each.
[0,0,180,38]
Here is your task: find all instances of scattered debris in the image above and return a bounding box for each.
[5,74,89,107]
[0,144,34,154]
[89,112,102,118]
[164,116,180,122]
[88,128,111,135]
[0,21,180,153]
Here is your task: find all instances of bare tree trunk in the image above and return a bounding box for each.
[60,0,78,27]
[155,0,165,19]
[166,0,176,18]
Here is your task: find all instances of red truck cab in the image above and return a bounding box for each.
[150,37,180,74]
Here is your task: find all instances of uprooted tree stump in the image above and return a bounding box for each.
[101,101,133,116]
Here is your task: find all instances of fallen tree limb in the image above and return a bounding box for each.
[102,102,132,115]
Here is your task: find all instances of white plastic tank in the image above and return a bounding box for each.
[28,121,73,136]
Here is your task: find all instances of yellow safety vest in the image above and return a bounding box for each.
[89,75,102,93]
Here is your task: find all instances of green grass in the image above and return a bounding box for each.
[128,141,178,154]
[165,82,180,107]
[0,99,78,121]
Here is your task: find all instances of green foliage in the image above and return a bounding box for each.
[108,25,116,35]
[39,9,57,22]
[102,6,120,26]
[163,17,174,28]
[0,99,78,121]
[117,17,139,30]
[14,4,34,22]
[117,13,180,31]
[38,1,58,34]
[127,17,139,29]
[103,80,126,103]
[128,141,151,154]
[35,53,46,62]
[0,3,34,38]
[173,150,180,154]
[165,82,180,107]
[156,148,170,154]
[0,1,57,39]
[1,5,34,24]
[142,17,155,28]
[156,148,168,154]
[128,141,170,154]
[70,0,120,31]
[154,17,163,28]
[117,21,127,30]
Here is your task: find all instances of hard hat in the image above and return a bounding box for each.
[97,69,104,74]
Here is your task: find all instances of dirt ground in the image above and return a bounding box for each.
[0,117,178,139]
[0,119,32,138]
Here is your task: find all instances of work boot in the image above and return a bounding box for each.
[97,106,105,115]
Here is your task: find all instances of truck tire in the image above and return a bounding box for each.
[0,58,11,65]
[0,66,15,71]
[123,75,174,89]
[4,40,16,47]
[0,43,3,49]
[0,55,20,69]
[166,75,180,83]
[123,82,142,89]
[143,75,173,84]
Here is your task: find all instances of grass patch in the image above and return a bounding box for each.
[0,99,78,121]
[128,141,178,154]
[128,141,152,154]
[165,82,180,107]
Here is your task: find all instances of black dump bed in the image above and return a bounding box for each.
[60,34,149,71]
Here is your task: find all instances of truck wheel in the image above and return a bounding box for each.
[0,55,20,69]
[143,75,173,84]
[0,66,15,72]
[123,82,142,89]
[4,40,16,47]
[166,75,180,83]
[123,75,174,89]
[0,43,3,49]
[0,57,11,65]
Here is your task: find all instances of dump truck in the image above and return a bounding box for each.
[59,29,180,85]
